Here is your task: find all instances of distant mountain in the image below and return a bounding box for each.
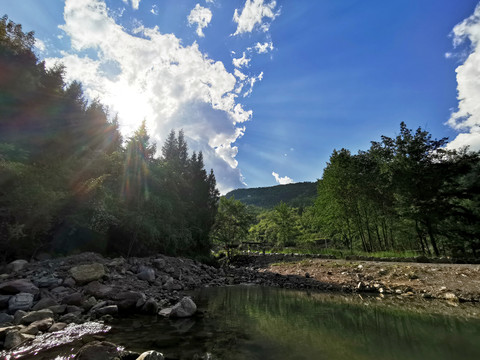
[225,181,318,208]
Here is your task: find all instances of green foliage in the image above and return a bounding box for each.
[0,16,220,260]
[211,197,253,258]
[314,122,480,257]
[225,182,317,208]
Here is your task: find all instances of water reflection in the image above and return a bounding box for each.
[108,286,480,360]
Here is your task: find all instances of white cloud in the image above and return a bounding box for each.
[35,38,46,52]
[232,52,251,68]
[187,4,212,38]
[205,0,214,3]
[150,5,158,15]
[243,71,263,97]
[447,3,480,151]
[48,0,253,193]
[253,41,273,54]
[233,0,279,36]
[122,0,141,10]
[272,171,294,185]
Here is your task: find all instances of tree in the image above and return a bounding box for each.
[211,197,253,258]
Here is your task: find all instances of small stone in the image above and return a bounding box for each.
[75,341,124,360]
[29,317,54,331]
[59,312,81,323]
[94,305,118,317]
[49,304,67,314]
[305,272,310,278]
[63,292,84,306]
[445,292,459,303]
[136,350,165,360]
[34,276,61,288]
[142,298,159,315]
[63,277,76,288]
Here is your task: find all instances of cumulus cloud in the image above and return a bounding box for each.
[48,0,252,193]
[150,5,158,16]
[253,41,273,54]
[447,3,480,151]
[272,171,294,185]
[122,0,141,10]
[232,52,251,68]
[233,0,279,36]
[187,4,212,38]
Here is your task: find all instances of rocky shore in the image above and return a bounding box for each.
[0,252,479,358]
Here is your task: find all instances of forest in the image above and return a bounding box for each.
[220,122,480,258]
[2,16,480,262]
[0,16,219,261]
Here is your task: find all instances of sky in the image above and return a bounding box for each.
[3,0,480,193]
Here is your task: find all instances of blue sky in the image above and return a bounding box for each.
[3,0,480,193]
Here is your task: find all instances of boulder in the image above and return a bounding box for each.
[136,350,165,360]
[94,305,118,317]
[63,292,84,306]
[32,297,58,311]
[20,309,54,325]
[169,297,197,318]
[34,276,61,288]
[83,281,113,299]
[70,263,105,284]
[0,279,39,295]
[0,312,14,325]
[141,298,158,315]
[8,293,34,312]
[6,259,28,273]
[112,291,145,311]
[75,341,124,360]
[137,267,155,282]
[4,330,35,349]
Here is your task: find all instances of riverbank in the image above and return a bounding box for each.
[0,252,479,358]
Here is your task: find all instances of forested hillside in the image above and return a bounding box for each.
[0,16,219,261]
[225,182,317,208]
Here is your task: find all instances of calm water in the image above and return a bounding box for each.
[9,286,480,359]
[106,286,480,360]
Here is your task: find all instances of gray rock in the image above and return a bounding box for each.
[34,276,61,288]
[158,307,172,317]
[13,310,27,324]
[0,312,14,325]
[137,267,155,282]
[153,258,166,270]
[48,322,67,332]
[67,305,84,314]
[70,263,105,284]
[0,279,39,295]
[48,304,67,314]
[169,297,197,318]
[84,281,113,299]
[6,260,28,273]
[112,291,145,311]
[20,309,54,325]
[8,293,34,312]
[59,312,81,323]
[94,305,118,317]
[75,340,123,360]
[4,330,35,349]
[63,277,76,287]
[32,297,58,311]
[28,317,54,331]
[21,323,39,335]
[141,298,158,315]
[63,292,84,306]
[163,277,183,291]
[136,350,165,360]
[82,296,98,311]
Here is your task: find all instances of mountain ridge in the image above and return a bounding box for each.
[225,181,318,208]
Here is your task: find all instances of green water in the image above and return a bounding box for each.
[106,286,480,360]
